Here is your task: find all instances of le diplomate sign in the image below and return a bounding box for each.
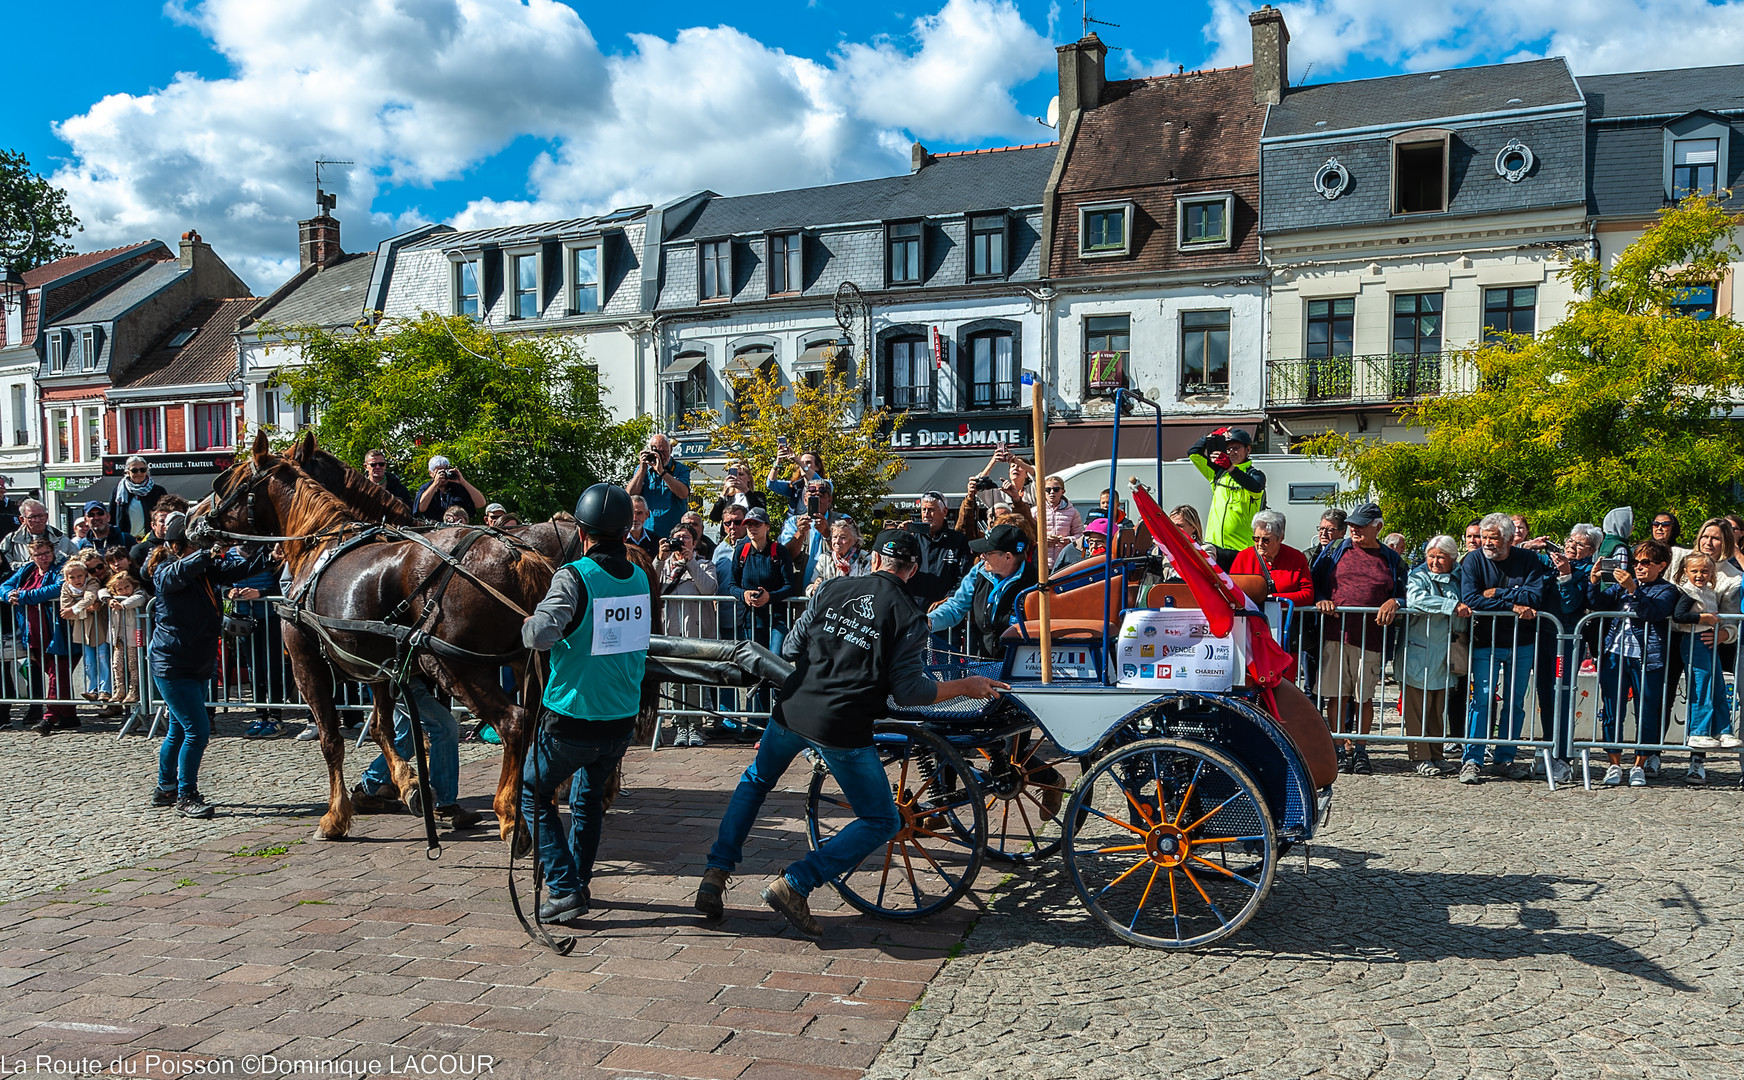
[887,412,1031,451]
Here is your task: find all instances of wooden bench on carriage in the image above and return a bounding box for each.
[801,389,1340,950]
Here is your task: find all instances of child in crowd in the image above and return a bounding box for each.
[1671,552,1740,784]
[103,571,148,717]
[59,558,113,711]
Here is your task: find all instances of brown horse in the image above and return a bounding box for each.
[259,435,664,832]
[200,431,556,841]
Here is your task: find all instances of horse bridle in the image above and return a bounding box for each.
[201,455,340,545]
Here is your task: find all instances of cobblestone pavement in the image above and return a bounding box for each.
[0,719,966,1080]
[870,751,1744,1080]
[0,708,499,904]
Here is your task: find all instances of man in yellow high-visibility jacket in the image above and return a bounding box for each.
[1188,427,1266,551]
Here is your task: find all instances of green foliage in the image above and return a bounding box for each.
[688,361,906,532]
[1306,196,1744,542]
[0,150,80,272]
[273,312,651,520]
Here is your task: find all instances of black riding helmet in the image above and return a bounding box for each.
[573,483,632,538]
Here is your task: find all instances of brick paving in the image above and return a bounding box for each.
[0,736,969,1079]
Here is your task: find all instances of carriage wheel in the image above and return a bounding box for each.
[1063,738,1276,949]
[975,727,1079,865]
[805,723,986,920]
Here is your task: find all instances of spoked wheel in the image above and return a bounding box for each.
[974,727,1079,864]
[805,723,987,920]
[1063,738,1276,949]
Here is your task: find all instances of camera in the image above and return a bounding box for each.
[1203,428,1228,454]
[440,468,459,481]
[807,495,820,517]
[1597,553,1629,574]
[972,475,999,492]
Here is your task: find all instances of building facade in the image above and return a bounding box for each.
[1257,54,1590,443]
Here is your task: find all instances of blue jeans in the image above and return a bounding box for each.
[1464,644,1536,765]
[708,719,900,897]
[519,725,633,899]
[155,676,212,799]
[80,644,111,695]
[1599,652,1665,750]
[1682,635,1726,739]
[360,681,460,807]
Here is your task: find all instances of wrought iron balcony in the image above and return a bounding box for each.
[1265,352,1477,409]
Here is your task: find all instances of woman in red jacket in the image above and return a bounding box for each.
[1231,510,1313,607]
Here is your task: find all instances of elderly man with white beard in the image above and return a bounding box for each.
[1456,513,1552,784]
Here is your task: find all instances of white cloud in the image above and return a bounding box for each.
[1203,1,1744,78]
[50,0,1056,291]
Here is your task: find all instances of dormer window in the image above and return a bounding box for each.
[968,214,1008,280]
[1079,202,1132,258]
[167,329,195,349]
[1177,193,1234,251]
[1393,133,1451,214]
[768,233,802,294]
[80,328,101,370]
[700,240,731,301]
[887,222,923,285]
[510,252,539,319]
[47,330,66,372]
[1673,138,1720,197]
[570,245,600,314]
[454,260,480,317]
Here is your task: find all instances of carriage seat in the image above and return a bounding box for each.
[1009,555,1130,643]
[1142,573,1271,610]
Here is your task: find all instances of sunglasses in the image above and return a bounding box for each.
[367,462,388,468]
[127,469,147,475]
[1652,521,1674,528]
[1252,534,1277,542]
[1045,486,1064,493]
[923,491,946,503]
[1632,558,1657,566]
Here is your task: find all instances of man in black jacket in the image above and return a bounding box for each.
[695,530,1006,938]
[362,449,417,515]
[903,491,972,607]
[1456,513,1550,784]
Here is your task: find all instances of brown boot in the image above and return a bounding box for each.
[695,868,730,922]
[761,876,824,939]
[349,783,400,814]
[436,804,482,829]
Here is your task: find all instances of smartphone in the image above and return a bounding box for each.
[807,495,820,516]
[777,435,789,450]
[1541,540,1564,556]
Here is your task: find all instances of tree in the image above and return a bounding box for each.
[1304,196,1744,542]
[689,360,907,531]
[0,150,80,273]
[273,313,651,519]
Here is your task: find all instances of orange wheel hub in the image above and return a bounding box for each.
[1144,824,1190,867]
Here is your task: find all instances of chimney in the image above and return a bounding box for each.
[299,191,343,271]
[1250,5,1290,106]
[179,229,209,270]
[1056,33,1108,128]
[911,142,931,172]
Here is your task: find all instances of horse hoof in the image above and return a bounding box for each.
[509,824,532,860]
[405,788,423,818]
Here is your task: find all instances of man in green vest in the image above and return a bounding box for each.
[1189,426,1266,551]
[520,483,657,924]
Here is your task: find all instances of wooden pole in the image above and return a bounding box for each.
[1032,376,1051,683]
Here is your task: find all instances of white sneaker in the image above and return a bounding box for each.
[1549,758,1573,784]
[1628,764,1647,787]
[1686,761,1708,785]
[295,724,319,742]
[1603,763,1624,786]
[1687,735,1721,750]
[1719,733,1743,749]
[1644,754,1661,777]
[1457,762,1481,785]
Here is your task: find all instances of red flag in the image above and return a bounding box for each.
[1128,483,1296,688]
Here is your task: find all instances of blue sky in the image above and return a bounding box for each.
[7,1,1742,290]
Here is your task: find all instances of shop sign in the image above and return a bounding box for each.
[101,454,234,477]
[45,477,66,492]
[887,413,1031,451]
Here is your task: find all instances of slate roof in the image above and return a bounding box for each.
[112,297,258,390]
[666,145,1057,240]
[1062,66,1264,193]
[20,242,163,287]
[247,252,376,330]
[47,260,185,325]
[1580,65,1744,119]
[401,209,648,252]
[1264,58,1583,139]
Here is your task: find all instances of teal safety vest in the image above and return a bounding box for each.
[542,557,651,722]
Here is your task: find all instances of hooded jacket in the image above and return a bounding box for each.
[1598,507,1633,559]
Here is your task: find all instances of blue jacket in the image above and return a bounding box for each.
[1309,539,1408,604]
[1533,552,1590,626]
[2,562,67,654]
[1588,577,1678,670]
[149,548,277,681]
[927,563,1029,638]
[728,538,795,634]
[1459,547,1550,650]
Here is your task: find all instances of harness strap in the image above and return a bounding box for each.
[388,525,535,618]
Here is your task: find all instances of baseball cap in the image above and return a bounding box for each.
[484,502,507,515]
[1225,428,1253,445]
[970,522,1030,556]
[1346,502,1383,527]
[83,500,107,515]
[874,529,920,560]
[744,507,771,526]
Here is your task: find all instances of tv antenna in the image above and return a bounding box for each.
[313,158,354,215]
[1081,1,1119,39]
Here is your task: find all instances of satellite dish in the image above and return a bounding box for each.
[1045,96,1060,128]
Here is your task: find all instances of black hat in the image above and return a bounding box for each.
[1225,427,1252,445]
[874,529,920,560]
[970,522,1029,556]
[744,507,771,526]
[574,484,632,536]
[1346,502,1383,527]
